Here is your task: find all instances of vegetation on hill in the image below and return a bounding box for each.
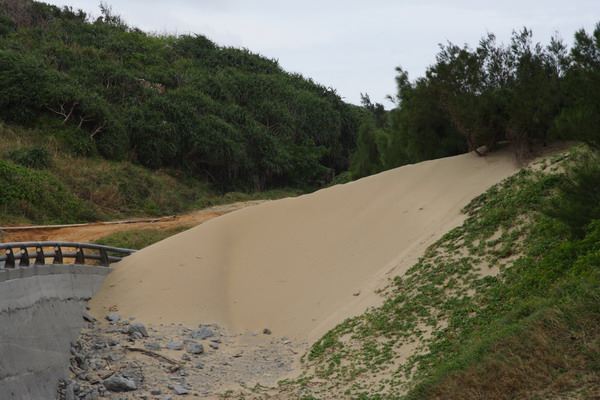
[0,0,360,193]
[351,24,600,178]
[279,146,600,399]
[0,0,364,224]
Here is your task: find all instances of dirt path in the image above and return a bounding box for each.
[1,200,267,244]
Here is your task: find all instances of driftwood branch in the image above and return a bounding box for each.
[125,346,184,367]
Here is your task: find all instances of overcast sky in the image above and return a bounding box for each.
[48,0,599,108]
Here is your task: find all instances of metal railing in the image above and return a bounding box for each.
[0,242,136,268]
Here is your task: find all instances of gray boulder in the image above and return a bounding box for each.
[191,325,214,340]
[105,312,120,323]
[171,385,189,395]
[144,341,161,351]
[103,375,137,392]
[166,340,183,350]
[128,322,148,338]
[186,342,204,354]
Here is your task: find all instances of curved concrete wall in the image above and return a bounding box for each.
[0,265,110,400]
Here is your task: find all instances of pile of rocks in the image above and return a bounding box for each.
[56,311,305,399]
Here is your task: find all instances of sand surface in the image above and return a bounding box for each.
[89,150,519,343]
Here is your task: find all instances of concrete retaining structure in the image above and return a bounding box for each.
[0,264,110,400]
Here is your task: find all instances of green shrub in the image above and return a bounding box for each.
[0,15,15,36]
[544,148,600,236]
[0,159,95,223]
[329,171,353,186]
[7,145,52,169]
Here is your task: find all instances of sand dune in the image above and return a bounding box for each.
[89,150,519,342]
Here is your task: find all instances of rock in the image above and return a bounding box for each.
[193,362,204,369]
[209,343,219,350]
[263,328,272,335]
[108,338,119,346]
[144,341,161,351]
[150,389,162,395]
[106,313,120,323]
[186,342,204,354]
[103,375,137,392]
[72,353,86,368]
[209,338,221,343]
[89,359,103,370]
[128,322,149,338]
[181,353,191,361]
[162,396,173,400]
[166,340,183,350]
[191,326,213,340]
[65,384,75,400]
[83,312,97,322]
[82,388,99,400]
[103,353,119,361]
[131,332,143,340]
[172,385,189,395]
[122,368,144,385]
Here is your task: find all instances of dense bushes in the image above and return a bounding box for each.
[349,24,600,177]
[7,145,52,169]
[0,1,359,191]
[544,148,600,236]
[0,158,94,223]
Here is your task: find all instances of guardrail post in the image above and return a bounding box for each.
[19,246,30,267]
[53,246,63,264]
[4,248,15,268]
[99,248,109,267]
[75,246,85,265]
[34,246,45,266]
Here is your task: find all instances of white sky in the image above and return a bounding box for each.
[48,1,600,108]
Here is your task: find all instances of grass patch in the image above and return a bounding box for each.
[0,158,95,224]
[93,226,193,250]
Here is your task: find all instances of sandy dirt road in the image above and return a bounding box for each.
[0,201,266,244]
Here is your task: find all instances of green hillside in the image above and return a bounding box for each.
[0,0,366,223]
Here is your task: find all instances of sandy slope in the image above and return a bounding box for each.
[89,150,519,343]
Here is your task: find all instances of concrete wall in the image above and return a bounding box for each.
[0,265,110,400]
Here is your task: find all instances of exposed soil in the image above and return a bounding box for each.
[1,201,267,244]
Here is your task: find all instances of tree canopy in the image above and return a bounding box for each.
[349,24,600,177]
[0,0,360,191]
